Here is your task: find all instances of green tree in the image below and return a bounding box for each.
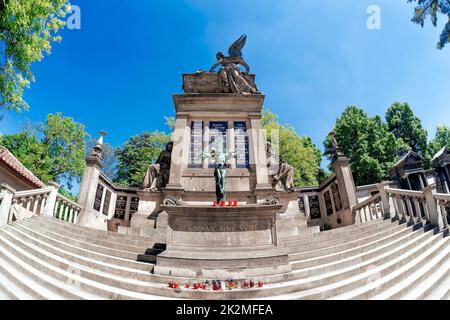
[325,106,401,186]
[262,109,323,187]
[429,124,450,156]
[385,102,430,165]
[0,0,71,112]
[0,131,53,182]
[407,0,450,49]
[0,113,86,190]
[115,131,172,187]
[42,113,86,189]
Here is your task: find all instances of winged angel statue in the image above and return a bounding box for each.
[210,34,260,95]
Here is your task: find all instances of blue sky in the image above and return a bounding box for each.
[1,0,449,165]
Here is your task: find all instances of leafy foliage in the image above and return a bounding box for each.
[385,102,430,166]
[0,0,71,112]
[0,131,53,182]
[0,113,86,190]
[324,106,401,186]
[408,0,450,49]
[114,131,172,187]
[428,124,450,156]
[262,109,323,187]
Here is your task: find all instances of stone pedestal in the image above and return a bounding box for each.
[154,204,291,278]
[129,191,165,238]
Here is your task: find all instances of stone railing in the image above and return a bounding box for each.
[54,193,82,224]
[385,187,429,224]
[352,182,449,232]
[353,193,383,224]
[0,182,83,226]
[433,192,449,229]
[10,187,53,222]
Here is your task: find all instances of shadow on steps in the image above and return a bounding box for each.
[137,243,166,267]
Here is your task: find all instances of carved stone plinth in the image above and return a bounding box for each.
[182,73,256,94]
[153,204,291,278]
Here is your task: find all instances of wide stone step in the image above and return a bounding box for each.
[290,227,426,277]
[30,216,164,246]
[0,220,418,295]
[280,219,391,244]
[3,226,155,280]
[289,223,415,269]
[0,231,178,300]
[1,215,448,300]
[0,236,104,300]
[288,222,408,260]
[371,243,450,300]
[285,221,404,254]
[33,215,161,243]
[407,255,450,300]
[254,230,440,300]
[11,223,151,272]
[19,220,142,260]
[22,219,149,253]
[0,256,41,300]
[330,235,449,300]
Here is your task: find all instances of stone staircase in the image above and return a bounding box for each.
[0,215,448,300]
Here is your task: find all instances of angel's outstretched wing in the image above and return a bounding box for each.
[228,34,247,58]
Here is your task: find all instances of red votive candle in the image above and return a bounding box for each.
[213,201,217,207]
[234,201,238,207]
[221,201,225,207]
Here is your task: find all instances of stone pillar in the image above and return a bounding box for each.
[0,183,15,226]
[77,156,103,213]
[331,157,357,211]
[377,182,394,219]
[303,194,310,219]
[228,120,236,169]
[423,184,444,231]
[76,132,107,230]
[202,121,210,169]
[42,181,60,218]
[166,115,188,191]
[249,115,271,190]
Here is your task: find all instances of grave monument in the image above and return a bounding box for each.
[76,35,360,278]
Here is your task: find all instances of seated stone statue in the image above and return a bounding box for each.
[266,142,295,192]
[142,142,173,191]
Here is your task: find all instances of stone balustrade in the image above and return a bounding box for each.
[0,182,82,226]
[385,187,429,224]
[54,194,82,224]
[434,192,449,229]
[353,182,449,233]
[353,193,383,223]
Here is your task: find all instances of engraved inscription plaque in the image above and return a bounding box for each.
[324,190,333,216]
[189,120,203,168]
[114,196,127,219]
[309,195,321,219]
[93,183,104,212]
[234,121,249,168]
[102,190,111,216]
